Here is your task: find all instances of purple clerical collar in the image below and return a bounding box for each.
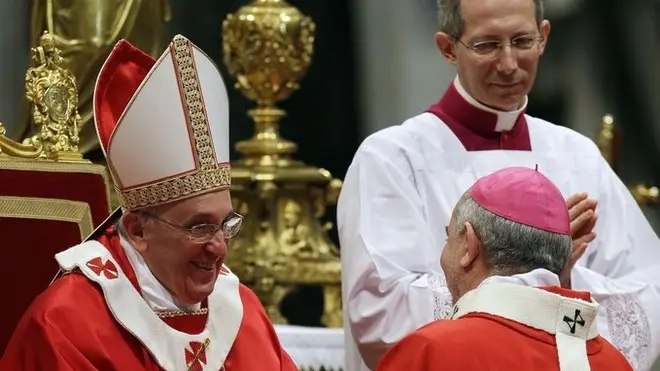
[427,77,532,151]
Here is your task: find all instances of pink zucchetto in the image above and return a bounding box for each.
[468,166,571,235]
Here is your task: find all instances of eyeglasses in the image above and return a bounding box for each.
[455,34,543,57]
[140,211,244,244]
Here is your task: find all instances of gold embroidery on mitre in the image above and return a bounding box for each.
[117,36,231,210]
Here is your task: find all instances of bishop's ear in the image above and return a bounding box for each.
[435,32,457,64]
[459,222,480,268]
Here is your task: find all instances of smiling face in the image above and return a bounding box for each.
[122,189,233,305]
[435,0,550,111]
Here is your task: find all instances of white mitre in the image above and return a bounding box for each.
[93,34,231,210]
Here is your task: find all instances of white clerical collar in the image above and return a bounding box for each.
[453,76,528,132]
[119,233,201,312]
[479,268,560,288]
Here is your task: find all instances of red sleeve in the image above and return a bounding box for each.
[229,284,299,370]
[375,331,439,371]
[244,285,298,371]
[1,296,98,370]
[1,274,158,371]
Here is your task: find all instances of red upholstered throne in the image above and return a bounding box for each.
[0,31,115,353]
[0,139,114,352]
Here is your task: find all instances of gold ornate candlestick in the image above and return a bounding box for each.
[222,0,343,327]
[596,114,659,206]
[596,114,617,167]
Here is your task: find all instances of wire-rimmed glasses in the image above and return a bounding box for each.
[141,211,244,244]
[455,34,544,58]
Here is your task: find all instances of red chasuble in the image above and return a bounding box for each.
[0,227,297,371]
[376,286,633,371]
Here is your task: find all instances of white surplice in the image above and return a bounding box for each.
[338,78,660,371]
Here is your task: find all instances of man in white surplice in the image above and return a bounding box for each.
[337,0,660,370]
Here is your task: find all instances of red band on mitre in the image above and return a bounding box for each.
[94,40,157,151]
[468,167,570,235]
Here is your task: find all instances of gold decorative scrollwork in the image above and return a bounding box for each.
[21,31,84,162]
[223,0,316,161]
[1,31,88,164]
[222,1,314,106]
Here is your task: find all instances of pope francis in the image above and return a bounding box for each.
[0,35,297,371]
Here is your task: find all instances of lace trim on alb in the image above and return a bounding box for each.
[428,274,454,320]
[600,294,652,371]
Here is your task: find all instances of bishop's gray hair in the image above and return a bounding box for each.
[453,192,570,276]
[436,0,545,38]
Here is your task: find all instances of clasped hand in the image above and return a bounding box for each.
[559,192,598,288]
